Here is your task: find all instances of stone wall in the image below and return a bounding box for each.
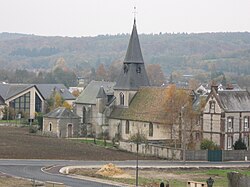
[228,172,250,187]
[119,141,182,160]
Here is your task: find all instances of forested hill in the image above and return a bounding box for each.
[1,32,250,77]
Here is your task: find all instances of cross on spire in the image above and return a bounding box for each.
[133,6,137,23]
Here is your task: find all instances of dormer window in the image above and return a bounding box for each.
[136,64,141,73]
[119,92,124,106]
[123,64,128,73]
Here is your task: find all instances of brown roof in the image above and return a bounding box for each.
[109,87,168,124]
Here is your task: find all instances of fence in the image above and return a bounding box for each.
[186,150,250,161]
[119,141,182,160]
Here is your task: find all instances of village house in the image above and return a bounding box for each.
[202,85,250,150]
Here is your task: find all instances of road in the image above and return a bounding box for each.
[0,159,250,187]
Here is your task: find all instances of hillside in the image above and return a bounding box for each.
[1,32,250,82]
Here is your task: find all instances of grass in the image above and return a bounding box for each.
[71,168,250,187]
[71,138,114,148]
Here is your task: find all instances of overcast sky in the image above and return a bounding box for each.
[1,0,250,37]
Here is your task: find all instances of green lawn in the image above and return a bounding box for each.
[71,138,114,148]
[85,168,250,187]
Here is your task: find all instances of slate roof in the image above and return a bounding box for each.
[44,107,80,119]
[96,86,107,99]
[124,19,144,64]
[75,80,115,105]
[0,95,6,105]
[114,19,150,90]
[0,83,35,100]
[35,84,75,100]
[109,87,168,124]
[217,90,250,112]
[0,83,74,101]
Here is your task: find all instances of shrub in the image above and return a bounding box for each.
[200,139,220,150]
[233,138,247,150]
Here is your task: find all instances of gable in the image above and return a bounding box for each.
[75,80,115,105]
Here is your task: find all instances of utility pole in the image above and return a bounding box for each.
[136,136,139,186]
[181,106,186,163]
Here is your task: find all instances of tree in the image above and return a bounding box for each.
[46,91,65,112]
[146,64,165,86]
[165,85,200,149]
[200,139,220,150]
[2,106,16,120]
[96,63,107,81]
[233,138,247,150]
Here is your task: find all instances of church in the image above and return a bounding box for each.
[75,19,180,144]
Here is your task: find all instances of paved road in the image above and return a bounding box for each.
[0,159,250,187]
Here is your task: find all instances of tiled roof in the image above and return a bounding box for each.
[75,80,115,105]
[44,107,79,119]
[218,90,250,112]
[109,87,168,124]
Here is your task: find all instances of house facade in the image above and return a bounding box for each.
[202,86,250,150]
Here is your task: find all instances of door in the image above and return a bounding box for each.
[208,150,222,162]
[67,124,73,138]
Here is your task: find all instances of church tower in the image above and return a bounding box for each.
[114,19,150,107]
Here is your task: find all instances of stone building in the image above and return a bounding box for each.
[202,86,250,150]
[43,107,80,138]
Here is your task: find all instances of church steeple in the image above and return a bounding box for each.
[123,19,144,64]
[114,19,150,91]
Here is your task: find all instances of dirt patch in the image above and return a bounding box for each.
[0,172,42,187]
[96,163,132,178]
[0,126,157,160]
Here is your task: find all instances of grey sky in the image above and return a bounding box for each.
[1,0,250,37]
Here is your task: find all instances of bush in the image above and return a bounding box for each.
[29,126,38,133]
[200,139,220,150]
[233,138,247,150]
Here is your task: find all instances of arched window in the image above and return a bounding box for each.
[149,122,153,137]
[49,123,52,131]
[125,120,130,134]
[120,92,124,106]
[82,106,86,123]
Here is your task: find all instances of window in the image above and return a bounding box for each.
[125,120,130,134]
[11,92,30,115]
[136,64,141,73]
[209,100,215,113]
[227,117,233,132]
[195,132,200,140]
[49,123,52,131]
[35,93,42,112]
[120,92,124,106]
[244,136,249,147]
[244,117,249,131]
[227,136,233,149]
[82,107,86,123]
[149,122,153,137]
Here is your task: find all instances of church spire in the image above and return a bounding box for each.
[123,17,144,64]
[114,18,150,90]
